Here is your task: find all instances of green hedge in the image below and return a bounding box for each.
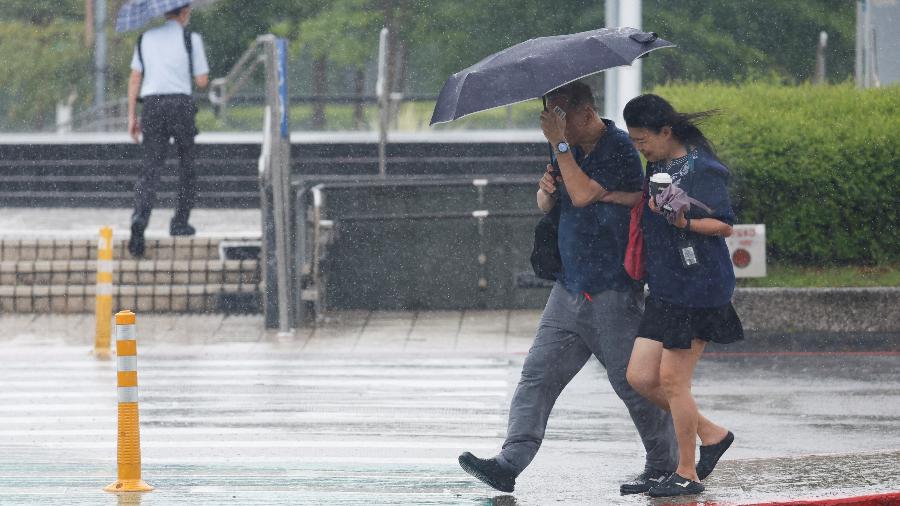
[653,82,900,265]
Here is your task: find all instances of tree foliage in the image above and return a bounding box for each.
[291,0,380,66]
[642,0,855,84]
[188,0,327,77]
[0,0,860,130]
[0,20,92,129]
[0,0,83,23]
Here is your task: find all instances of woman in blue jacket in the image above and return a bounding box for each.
[623,94,744,498]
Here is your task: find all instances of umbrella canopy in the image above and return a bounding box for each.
[115,0,219,33]
[430,27,674,125]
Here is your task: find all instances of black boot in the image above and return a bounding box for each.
[169,222,196,236]
[458,452,516,493]
[128,218,146,258]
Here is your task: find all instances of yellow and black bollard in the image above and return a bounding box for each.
[104,310,153,493]
[93,226,114,359]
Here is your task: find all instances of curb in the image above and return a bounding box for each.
[706,331,900,353]
[733,287,900,335]
[741,491,900,505]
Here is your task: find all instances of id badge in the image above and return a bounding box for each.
[677,234,699,268]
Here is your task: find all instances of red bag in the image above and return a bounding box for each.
[624,190,647,281]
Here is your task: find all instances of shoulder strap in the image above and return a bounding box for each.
[183,29,194,92]
[643,161,654,192]
[137,33,145,76]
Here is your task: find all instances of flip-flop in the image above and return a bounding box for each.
[697,431,734,480]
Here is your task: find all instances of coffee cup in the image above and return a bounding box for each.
[649,172,672,197]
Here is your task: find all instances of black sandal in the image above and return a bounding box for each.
[697,430,734,480]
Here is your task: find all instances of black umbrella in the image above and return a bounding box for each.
[430,27,674,125]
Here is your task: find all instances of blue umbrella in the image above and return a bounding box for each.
[116,0,217,33]
[430,27,675,125]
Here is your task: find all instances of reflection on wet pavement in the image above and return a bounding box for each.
[0,346,897,505]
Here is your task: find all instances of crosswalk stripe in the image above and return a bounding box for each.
[0,403,507,413]
[13,440,498,450]
[0,367,508,378]
[0,378,507,388]
[0,412,505,424]
[0,349,525,500]
[0,358,510,369]
[0,392,504,406]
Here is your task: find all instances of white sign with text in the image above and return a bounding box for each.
[725,224,766,278]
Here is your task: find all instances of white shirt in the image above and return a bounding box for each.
[130,20,209,97]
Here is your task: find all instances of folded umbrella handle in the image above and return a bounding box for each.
[629,32,658,44]
[656,184,715,225]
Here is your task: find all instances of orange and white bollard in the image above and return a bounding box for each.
[104,310,153,493]
[93,226,114,359]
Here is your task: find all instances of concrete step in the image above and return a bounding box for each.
[0,236,259,261]
[0,259,259,286]
[0,283,259,313]
[0,138,547,207]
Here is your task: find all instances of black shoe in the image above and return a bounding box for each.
[458,452,516,493]
[619,467,671,495]
[648,473,704,497]
[169,223,196,236]
[128,220,146,258]
[697,431,734,480]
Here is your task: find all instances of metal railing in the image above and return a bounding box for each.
[56,97,129,133]
[208,36,270,115]
[212,34,293,333]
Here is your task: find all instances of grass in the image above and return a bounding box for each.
[737,264,900,288]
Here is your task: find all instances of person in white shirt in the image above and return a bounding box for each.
[126,3,209,257]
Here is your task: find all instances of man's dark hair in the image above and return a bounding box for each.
[545,81,595,110]
[165,4,190,17]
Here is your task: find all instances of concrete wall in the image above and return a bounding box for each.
[734,287,900,334]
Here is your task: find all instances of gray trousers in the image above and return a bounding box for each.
[497,283,678,474]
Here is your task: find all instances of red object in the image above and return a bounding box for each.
[582,291,593,302]
[624,192,647,281]
[732,248,752,268]
[738,491,900,506]
[657,491,900,506]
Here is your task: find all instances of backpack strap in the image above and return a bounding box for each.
[183,28,194,92]
[136,33,145,103]
[137,29,194,95]
[136,33,145,76]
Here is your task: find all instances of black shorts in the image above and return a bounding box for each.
[637,296,744,350]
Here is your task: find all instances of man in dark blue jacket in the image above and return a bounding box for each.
[458,82,678,495]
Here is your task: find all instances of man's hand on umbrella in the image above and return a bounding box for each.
[540,109,567,144]
[539,165,560,195]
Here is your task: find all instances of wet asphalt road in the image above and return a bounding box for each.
[0,344,898,505]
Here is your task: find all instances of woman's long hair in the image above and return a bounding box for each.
[623,94,718,156]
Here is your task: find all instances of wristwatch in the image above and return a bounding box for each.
[555,141,570,155]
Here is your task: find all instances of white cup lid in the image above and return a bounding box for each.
[650,173,673,184]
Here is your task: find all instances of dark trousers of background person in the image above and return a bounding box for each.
[133,94,198,230]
